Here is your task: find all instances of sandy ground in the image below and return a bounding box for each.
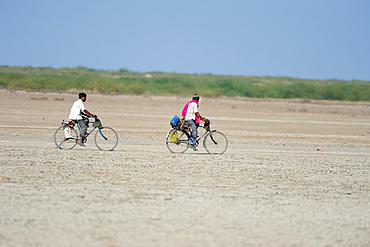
[0,89,369,247]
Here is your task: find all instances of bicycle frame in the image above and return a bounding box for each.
[195,127,210,145]
[182,123,214,147]
[75,121,107,141]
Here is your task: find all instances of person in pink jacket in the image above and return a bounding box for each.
[182,94,206,151]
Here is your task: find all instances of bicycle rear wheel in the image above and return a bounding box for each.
[166,129,189,153]
[54,125,78,150]
[203,130,228,155]
[94,127,118,151]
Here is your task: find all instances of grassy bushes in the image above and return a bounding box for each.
[0,66,369,101]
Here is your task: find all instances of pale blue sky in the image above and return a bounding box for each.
[1,0,369,80]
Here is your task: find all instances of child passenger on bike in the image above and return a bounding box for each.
[182,94,206,151]
[69,92,97,146]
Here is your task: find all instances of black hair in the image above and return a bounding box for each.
[192,94,200,100]
[79,92,87,99]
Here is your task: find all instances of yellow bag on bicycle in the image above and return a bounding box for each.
[171,131,178,142]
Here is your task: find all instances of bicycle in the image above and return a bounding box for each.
[53,117,118,151]
[165,117,228,155]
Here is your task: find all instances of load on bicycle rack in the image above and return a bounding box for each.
[166,115,228,155]
[53,116,118,151]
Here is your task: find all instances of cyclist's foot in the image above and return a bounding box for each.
[77,142,85,147]
[190,145,198,151]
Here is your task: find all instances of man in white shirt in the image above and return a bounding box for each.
[69,92,97,146]
[182,94,206,151]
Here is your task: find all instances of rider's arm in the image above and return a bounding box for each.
[83,109,97,117]
[195,112,206,121]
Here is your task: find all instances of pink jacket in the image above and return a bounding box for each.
[182,100,200,124]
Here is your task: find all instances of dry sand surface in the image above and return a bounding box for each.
[0,89,369,247]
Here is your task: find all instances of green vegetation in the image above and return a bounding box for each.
[1,65,369,101]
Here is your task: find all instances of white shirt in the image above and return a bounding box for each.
[184,101,198,120]
[69,99,86,120]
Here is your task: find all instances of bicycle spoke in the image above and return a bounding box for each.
[166,129,189,153]
[203,131,228,155]
[94,127,118,151]
[53,125,78,150]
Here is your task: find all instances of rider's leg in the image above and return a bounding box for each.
[187,120,198,147]
[77,119,87,143]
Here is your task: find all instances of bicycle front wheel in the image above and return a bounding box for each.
[203,130,228,155]
[166,129,189,153]
[54,125,78,150]
[94,127,118,151]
